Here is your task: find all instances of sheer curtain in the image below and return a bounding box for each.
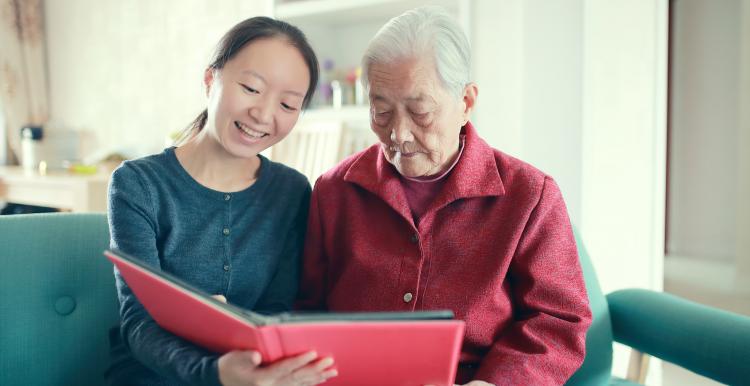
[0,0,48,165]
[0,107,6,164]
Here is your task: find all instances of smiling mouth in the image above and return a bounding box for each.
[235,121,269,138]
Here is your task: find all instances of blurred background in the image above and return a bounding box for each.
[0,1,747,385]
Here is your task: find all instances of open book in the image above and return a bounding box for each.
[105,249,465,386]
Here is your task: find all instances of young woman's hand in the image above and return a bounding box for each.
[218,350,337,386]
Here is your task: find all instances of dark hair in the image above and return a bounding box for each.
[178,17,319,144]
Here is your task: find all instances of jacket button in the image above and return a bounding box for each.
[403,292,413,303]
[410,234,419,244]
[223,264,230,272]
[223,228,230,235]
[224,194,231,201]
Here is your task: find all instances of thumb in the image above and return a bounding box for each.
[247,350,262,366]
[233,350,262,367]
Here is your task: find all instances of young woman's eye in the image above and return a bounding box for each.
[241,84,259,94]
[281,102,298,112]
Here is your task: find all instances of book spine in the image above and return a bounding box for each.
[259,326,285,363]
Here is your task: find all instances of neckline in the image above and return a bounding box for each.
[165,147,272,201]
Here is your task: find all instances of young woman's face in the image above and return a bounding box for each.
[204,37,310,159]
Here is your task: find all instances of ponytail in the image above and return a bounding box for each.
[175,109,207,145]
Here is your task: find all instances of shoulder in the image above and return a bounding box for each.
[491,148,560,202]
[464,122,555,200]
[261,156,312,197]
[111,149,172,186]
[264,157,309,186]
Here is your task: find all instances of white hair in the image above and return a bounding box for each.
[361,6,471,98]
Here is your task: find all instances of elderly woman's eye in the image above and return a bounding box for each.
[374,111,391,123]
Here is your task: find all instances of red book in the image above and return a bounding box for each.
[105,249,465,386]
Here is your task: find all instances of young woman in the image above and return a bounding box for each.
[106,17,336,386]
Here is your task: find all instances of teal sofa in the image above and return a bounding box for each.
[1,213,749,385]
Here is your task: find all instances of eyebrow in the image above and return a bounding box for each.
[242,70,305,98]
[242,70,267,84]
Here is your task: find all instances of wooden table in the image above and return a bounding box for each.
[0,166,111,212]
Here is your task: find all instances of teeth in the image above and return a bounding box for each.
[235,121,267,138]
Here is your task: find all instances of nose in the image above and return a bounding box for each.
[390,116,414,145]
[249,96,273,125]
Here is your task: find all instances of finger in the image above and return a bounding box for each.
[230,350,262,366]
[266,351,318,377]
[287,358,337,384]
[248,351,262,366]
[286,368,338,385]
[311,356,335,371]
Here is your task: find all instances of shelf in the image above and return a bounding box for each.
[275,0,461,25]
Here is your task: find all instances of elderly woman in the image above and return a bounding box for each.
[297,6,591,386]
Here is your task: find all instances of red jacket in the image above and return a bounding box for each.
[297,122,592,385]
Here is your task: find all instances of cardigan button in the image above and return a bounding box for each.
[403,292,413,303]
[410,234,419,244]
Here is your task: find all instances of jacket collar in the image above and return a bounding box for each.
[343,121,505,223]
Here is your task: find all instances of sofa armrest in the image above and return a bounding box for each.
[607,288,750,385]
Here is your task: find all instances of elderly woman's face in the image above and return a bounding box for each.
[368,57,471,178]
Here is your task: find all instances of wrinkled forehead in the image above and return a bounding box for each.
[367,57,441,101]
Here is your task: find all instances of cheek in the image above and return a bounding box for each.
[370,123,391,143]
[413,125,439,150]
[276,114,299,136]
[213,92,243,121]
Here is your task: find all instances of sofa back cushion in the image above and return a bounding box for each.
[0,213,118,386]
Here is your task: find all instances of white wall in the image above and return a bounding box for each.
[472,0,525,158]
[668,0,741,260]
[44,0,272,159]
[472,0,583,224]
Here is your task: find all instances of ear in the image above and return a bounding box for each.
[460,83,478,126]
[204,68,215,97]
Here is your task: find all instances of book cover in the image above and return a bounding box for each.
[105,249,465,386]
